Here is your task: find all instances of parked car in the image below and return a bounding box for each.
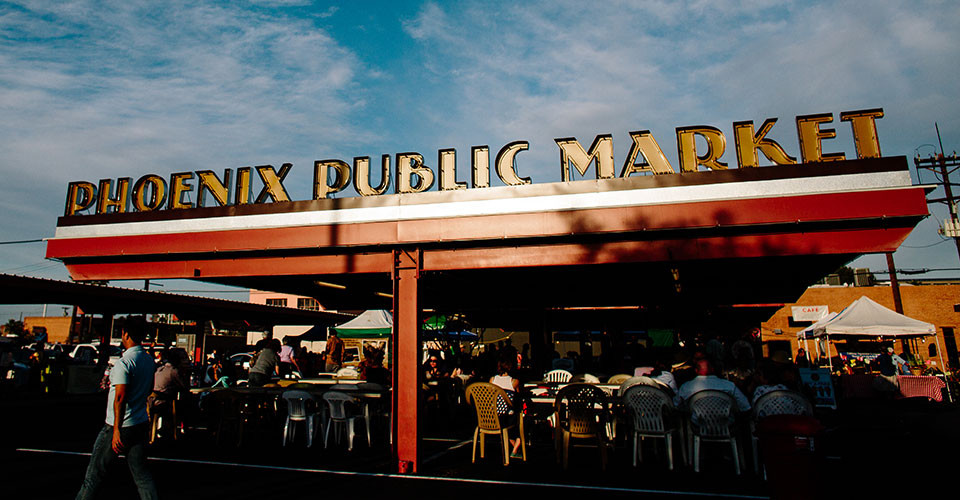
[69,343,122,365]
[228,352,254,379]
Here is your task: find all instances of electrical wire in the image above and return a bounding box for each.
[0,238,44,245]
[902,238,952,249]
[0,261,60,274]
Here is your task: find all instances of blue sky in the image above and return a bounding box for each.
[1,0,959,321]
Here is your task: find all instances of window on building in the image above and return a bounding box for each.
[298,298,320,311]
[929,343,937,358]
[265,298,287,307]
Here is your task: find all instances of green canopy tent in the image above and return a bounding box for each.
[333,309,393,339]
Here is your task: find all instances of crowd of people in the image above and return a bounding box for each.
[413,333,812,416]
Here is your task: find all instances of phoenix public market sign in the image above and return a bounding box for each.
[64,108,885,216]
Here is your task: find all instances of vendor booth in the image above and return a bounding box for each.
[800,296,948,401]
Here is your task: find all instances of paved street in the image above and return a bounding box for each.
[3,391,958,499]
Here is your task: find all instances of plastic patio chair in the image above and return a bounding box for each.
[622,385,685,470]
[554,383,609,470]
[686,390,741,475]
[607,373,632,385]
[281,390,321,448]
[751,390,813,474]
[330,383,379,446]
[206,389,245,447]
[147,392,180,444]
[323,391,367,451]
[465,382,526,466]
[335,367,360,380]
[573,373,600,384]
[617,376,662,397]
[544,369,573,383]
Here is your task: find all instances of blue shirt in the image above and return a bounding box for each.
[105,345,155,427]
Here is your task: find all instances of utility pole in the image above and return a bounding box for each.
[914,123,960,263]
[886,252,909,355]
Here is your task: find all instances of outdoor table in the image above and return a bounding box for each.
[297,378,363,385]
[840,373,876,399]
[524,382,622,442]
[897,375,946,402]
[196,384,391,446]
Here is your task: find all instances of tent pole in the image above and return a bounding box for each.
[827,334,833,372]
[933,332,952,402]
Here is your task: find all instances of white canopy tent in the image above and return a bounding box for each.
[797,312,839,363]
[807,296,936,338]
[799,296,945,391]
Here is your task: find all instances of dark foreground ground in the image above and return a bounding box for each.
[2,391,957,499]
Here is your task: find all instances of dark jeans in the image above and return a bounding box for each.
[76,423,158,500]
[248,371,268,387]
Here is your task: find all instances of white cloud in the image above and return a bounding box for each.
[0,0,957,282]
[0,1,366,186]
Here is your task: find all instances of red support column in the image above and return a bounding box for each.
[392,248,420,473]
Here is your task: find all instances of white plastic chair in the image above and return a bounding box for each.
[623,385,685,470]
[577,373,601,384]
[617,376,661,397]
[335,367,360,380]
[607,373,632,385]
[544,369,573,383]
[751,390,814,474]
[323,391,367,451]
[281,390,321,448]
[687,390,741,475]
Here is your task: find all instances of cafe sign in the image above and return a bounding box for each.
[63,108,885,216]
[792,305,830,322]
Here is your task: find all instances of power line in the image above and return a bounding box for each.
[0,262,60,274]
[0,238,44,245]
[902,238,952,249]
[871,267,960,275]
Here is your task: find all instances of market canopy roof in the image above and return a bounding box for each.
[808,296,936,338]
[0,273,351,326]
[333,309,392,338]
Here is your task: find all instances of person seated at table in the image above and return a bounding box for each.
[150,348,194,433]
[651,358,678,394]
[152,348,189,410]
[360,346,390,386]
[421,354,445,402]
[248,339,281,387]
[633,348,656,377]
[490,360,522,458]
[551,351,577,373]
[676,359,751,413]
[723,340,756,394]
[423,353,444,380]
[751,361,788,404]
[671,349,706,387]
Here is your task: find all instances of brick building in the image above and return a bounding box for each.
[761,283,960,370]
[22,316,74,344]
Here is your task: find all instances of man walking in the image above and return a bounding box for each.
[76,327,158,499]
